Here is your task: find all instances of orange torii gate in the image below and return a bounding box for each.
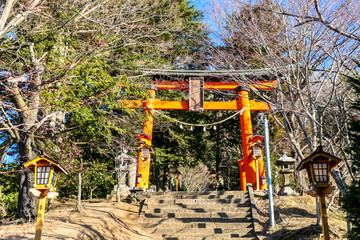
[121,70,276,191]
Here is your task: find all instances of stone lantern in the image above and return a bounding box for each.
[275,153,296,195]
[109,152,137,200]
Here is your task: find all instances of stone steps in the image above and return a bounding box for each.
[142,217,253,225]
[142,222,253,229]
[149,192,247,199]
[150,237,257,240]
[144,207,251,214]
[148,199,247,205]
[139,191,257,240]
[151,226,253,234]
[143,202,251,210]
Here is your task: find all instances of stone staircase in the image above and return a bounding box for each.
[139,191,259,240]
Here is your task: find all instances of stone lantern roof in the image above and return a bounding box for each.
[276,153,296,174]
[275,153,296,166]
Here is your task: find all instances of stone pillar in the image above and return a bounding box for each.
[282,173,293,195]
[128,156,137,188]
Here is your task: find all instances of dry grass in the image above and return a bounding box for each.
[0,195,348,240]
[256,195,348,240]
[0,199,152,240]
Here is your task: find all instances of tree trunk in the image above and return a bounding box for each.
[16,168,36,221]
[295,166,308,194]
[215,129,220,184]
[46,198,53,213]
[226,157,231,190]
[75,173,81,213]
[90,189,93,200]
[163,163,169,191]
[15,140,37,221]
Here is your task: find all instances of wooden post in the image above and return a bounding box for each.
[255,159,260,191]
[319,194,330,240]
[259,149,266,190]
[189,77,204,111]
[238,159,246,191]
[75,172,81,212]
[135,87,156,189]
[35,195,47,240]
[236,87,255,191]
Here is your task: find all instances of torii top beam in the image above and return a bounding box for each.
[120,69,276,111]
[145,68,277,91]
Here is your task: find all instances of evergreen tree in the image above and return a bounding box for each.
[0,0,207,219]
[342,68,360,239]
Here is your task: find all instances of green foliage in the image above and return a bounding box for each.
[82,162,116,199]
[342,68,360,239]
[0,163,19,218]
[1,0,207,216]
[44,141,115,200]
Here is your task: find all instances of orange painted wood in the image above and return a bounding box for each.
[154,100,270,111]
[120,99,271,111]
[153,100,189,110]
[237,90,256,191]
[154,80,276,91]
[136,89,155,189]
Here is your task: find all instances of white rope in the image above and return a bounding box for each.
[151,107,246,127]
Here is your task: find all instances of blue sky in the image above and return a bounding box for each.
[192,0,224,44]
[192,0,216,27]
[192,0,207,12]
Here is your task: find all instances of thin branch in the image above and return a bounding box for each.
[313,0,360,42]
[256,6,360,42]
[0,0,41,38]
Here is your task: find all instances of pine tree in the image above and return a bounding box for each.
[342,68,360,239]
[0,0,207,220]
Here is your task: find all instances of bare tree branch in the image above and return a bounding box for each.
[0,0,41,38]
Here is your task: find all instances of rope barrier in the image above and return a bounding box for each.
[151,107,246,127]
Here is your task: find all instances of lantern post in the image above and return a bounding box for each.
[173,169,181,191]
[136,143,153,191]
[297,146,341,240]
[24,155,68,240]
[248,135,264,190]
[210,170,217,190]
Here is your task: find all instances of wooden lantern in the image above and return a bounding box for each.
[297,146,341,195]
[24,154,68,194]
[297,146,342,240]
[173,169,181,179]
[24,154,68,240]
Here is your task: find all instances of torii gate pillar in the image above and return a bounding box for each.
[135,86,156,189]
[237,87,266,191]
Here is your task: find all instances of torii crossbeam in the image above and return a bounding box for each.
[120,70,276,191]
